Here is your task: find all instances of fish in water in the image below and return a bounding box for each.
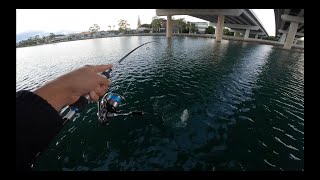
[180,109,189,123]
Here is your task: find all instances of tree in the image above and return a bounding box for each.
[139,24,151,28]
[118,19,129,33]
[137,15,141,28]
[190,23,198,33]
[95,24,100,31]
[223,28,230,35]
[89,24,100,33]
[182,22,195,33]
[186,22,191,33]
[151,16,165,32]
[205,26,215,34]
[182,28,189,33]
[176,18,187,33]
[222,28,234,36]
[49,33,55,39]
[127,23,131,33]
[41,36,46,43]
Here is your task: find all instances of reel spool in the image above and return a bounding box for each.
[98,93,125,124]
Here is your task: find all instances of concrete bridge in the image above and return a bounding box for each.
[274,9,304,50]
[156,9,269,41]
[156,9,304,50]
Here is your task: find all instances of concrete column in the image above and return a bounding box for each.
[215,15,225,42]
[255,34,258,39]
[166,15,172,38]
[283,22,299,50]
[244,29,250,39]
[280,33,287,43]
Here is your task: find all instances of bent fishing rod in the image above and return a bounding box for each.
[60,41,158,124]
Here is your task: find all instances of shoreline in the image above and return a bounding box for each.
[16,33,304,52]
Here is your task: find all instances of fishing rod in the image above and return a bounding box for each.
[61,41,158,124]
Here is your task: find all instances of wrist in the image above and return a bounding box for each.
[34,80,71,111]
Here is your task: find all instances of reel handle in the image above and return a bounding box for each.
[101,68,112,79]
[131,111,144,116]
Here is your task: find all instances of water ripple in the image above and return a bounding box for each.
[17,36,304,171]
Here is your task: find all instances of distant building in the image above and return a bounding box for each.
[67,33,82,40]
[81,32,92,38]
[100,31,108,35]
[160,20,181,33]
[137,27,150,33]
[159,28,165,33]
[193,22,208,34]
[107,31,116,35]
[51,34,67,42]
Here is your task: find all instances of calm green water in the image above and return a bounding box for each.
[16,36,304,171]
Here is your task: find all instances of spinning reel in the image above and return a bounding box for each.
[97,93,144,125]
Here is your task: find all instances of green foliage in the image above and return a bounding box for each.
[140,24,151,28]
[223,28,234,36]
[118,19,129,32]
[175,18,187,33]
[49,33,55,39]
[151,16,165,32]
[89,24,100,33]
[187,22,198,33]
[205,26,215,34]
[262,36,279,41]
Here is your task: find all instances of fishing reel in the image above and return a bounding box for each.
[97,93,144,125]
[97,93,124,124]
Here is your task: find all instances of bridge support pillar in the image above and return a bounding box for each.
[166,15,172,38]
[215,15,224,42]
[280,33,287,43]
[244,29,250,39]
[283,21,298,50]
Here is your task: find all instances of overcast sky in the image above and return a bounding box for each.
[16,9,275,36]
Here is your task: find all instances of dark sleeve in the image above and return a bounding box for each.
[16,90,66,171]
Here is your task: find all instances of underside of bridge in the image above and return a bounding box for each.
[156,9,269,42]
[275,9,304,50]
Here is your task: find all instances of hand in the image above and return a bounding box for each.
[34,64,113,111]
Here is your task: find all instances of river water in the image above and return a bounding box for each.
[16,36,304,170]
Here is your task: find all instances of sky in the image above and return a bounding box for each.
[16,9,275,38]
